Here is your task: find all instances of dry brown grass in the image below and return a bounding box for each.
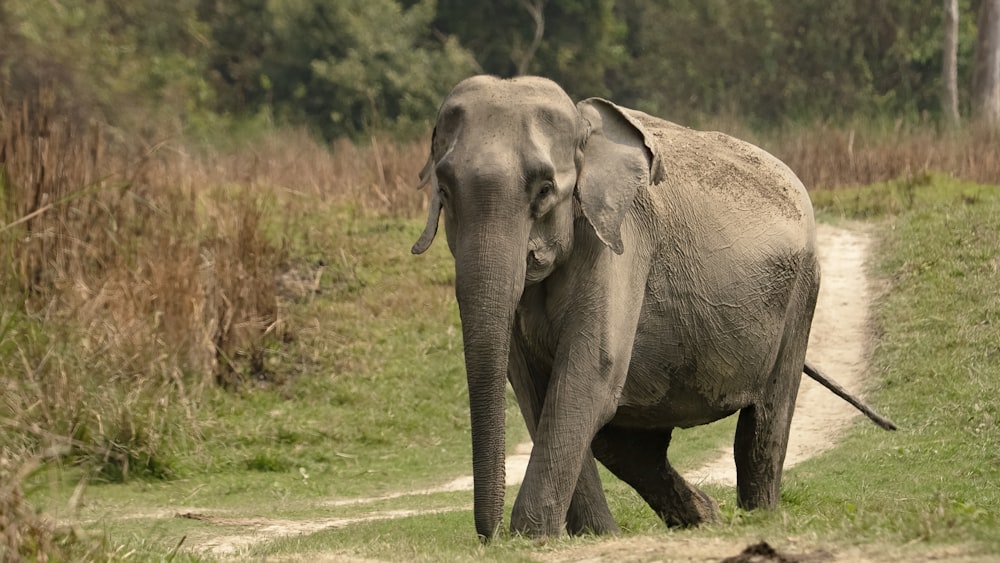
[0,87,431,482]
[162,128,429,218]
[1,457,53,562]
[752,121,1000,190]
[235,130,429,216]
[0,90,280,477]
[2,101,266,365]
[0,454,80,562]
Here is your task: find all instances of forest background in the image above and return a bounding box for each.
[3,0,999,140]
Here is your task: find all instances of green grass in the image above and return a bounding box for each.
[20,200,526,552]
[23,176,1000,560]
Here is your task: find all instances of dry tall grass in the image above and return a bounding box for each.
[0,455,76,562]
[766,122,1000,190]
[0,88,431,481]
[0,90,280,478]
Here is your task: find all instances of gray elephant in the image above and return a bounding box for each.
[412,75,895,539]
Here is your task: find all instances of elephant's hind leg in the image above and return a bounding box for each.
[591,426,719,527]
[734,272,817,510]
[733,397,796,509]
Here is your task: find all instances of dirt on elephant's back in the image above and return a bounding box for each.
[687,224,877,485]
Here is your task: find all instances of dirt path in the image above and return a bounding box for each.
[199,224,879,558]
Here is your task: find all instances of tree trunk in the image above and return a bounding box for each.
[942,0,961,126]
[972,0,1000,127]
[516,0,546,76]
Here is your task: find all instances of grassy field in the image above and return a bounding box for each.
[6,176,996,562]
[2,92,999,560]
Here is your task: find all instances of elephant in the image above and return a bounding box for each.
[411,75,896,540]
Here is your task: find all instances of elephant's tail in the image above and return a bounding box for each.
[803,361,898,431]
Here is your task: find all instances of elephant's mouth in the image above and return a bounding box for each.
[525,248,555,285]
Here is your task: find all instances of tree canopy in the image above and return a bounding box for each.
[0,0,990,139]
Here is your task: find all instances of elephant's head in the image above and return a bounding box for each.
[412,75,664,538]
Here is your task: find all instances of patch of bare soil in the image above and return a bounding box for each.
[536,536,999,563]
[719,541,833,563]
[177,508,467,556]
[537,537,836,563]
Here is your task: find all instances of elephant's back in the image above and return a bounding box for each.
[617,111,820,425]
[626,109,813,234]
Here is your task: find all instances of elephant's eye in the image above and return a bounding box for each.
[531,181,557,218]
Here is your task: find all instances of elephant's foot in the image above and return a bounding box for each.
[510,498,564,537]
[510,494,620,537]
[565,457,620,536]
[566,501,620,536]
[510,450,620,537]
[510,481,567,537]
[655,482,720,528]
[510,490,621,537]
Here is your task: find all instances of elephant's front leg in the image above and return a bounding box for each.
[510,248,649,537]
[508,331,618,536]
[510,336,635,536]
[566,455,619,535]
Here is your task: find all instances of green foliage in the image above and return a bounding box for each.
[1,0,215,129]
[433,0,626,99]
[197,0,273,113]
[616,0,981,126]
[199,0,477,140]
[1,0,991,138]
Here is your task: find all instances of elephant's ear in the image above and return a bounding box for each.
[576,98,665,255]
[411,145,441,255]
[412,128,445,255]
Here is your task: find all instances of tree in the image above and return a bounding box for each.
[197,0,273,113]
[972,0,1000,127]
[942,0,961,126]
[614,0,967,126]
[433,0,625,99]
[263,0,476,140]
[516,0,547,76]
[1,0,213,129]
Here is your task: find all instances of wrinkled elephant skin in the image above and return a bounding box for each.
[413,76,821,539]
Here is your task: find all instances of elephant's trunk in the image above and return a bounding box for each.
[454,224,528,540]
